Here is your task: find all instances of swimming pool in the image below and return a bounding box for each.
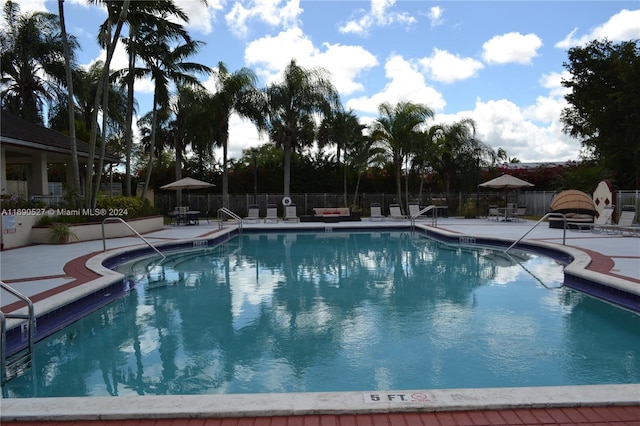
[3,231,640,398]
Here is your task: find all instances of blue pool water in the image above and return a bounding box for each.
[4,231,640,398]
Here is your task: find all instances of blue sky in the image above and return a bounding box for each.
[6,0,640,163]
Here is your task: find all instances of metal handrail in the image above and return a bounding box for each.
[101,217,165,259]
[1,280,35,384]
[505,212,566,253]
[218,207,243,234]
[410,205,438,229]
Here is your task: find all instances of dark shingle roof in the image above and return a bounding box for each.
[1,110,120,163]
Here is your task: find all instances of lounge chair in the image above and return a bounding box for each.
[284,203,300,222]
[264,204,279,223]
[601,205,638,235]
[369,203,385,221]
[388,203,407,220]
[243,204,261,223]
[587,205,615,233]
[488,205,500,221]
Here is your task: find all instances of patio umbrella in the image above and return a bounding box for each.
[160,177,215,190]
[160,177,215,207]
[479,174,534,190]
[479,174,534,209]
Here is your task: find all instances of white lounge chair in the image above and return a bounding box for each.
[243,204,260,223]
[284,203,300,222]
[588,205,615,233]
[601,205,638,235]
[369,203,385,221]
[264,204,279,223]
[388,203,407,220]
[488,205,500,221]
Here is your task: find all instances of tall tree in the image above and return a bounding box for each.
[118,1,191,196]
[318,109,364,206]
[561,39,640,189]
[426,118,493,197]
[136,24,210,201]
[0,0,70,123]
[209,61,265,208]
[265,59,340,197]
[370,101,434,212]
[57,0,81,205]
[84,0,130,207]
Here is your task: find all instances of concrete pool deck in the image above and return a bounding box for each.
[1,217,639,423]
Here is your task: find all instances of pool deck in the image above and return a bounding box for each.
[1,217,639,425]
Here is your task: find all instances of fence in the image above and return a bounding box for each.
[155,190,640,219]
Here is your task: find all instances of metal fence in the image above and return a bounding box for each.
[156,189,640,219]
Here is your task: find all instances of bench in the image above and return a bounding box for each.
[300,208,361,223]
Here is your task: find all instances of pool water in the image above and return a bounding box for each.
[4,231,640,397]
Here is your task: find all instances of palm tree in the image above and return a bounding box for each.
[57,0,81,206]
[318,109,365,206]
[346,135,385,206]
[0,0,71,124]
[427,118,494,197]
[136,24,210,201]
[370,101,434,213]
[84,0,130,207]
[117,1,191,197]
[208,61,265,208]
[265,59,340,197]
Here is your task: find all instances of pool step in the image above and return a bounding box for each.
[3,350,32,383]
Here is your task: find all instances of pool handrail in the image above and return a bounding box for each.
[505,212,567,253]
[410,205,438,229]
[217,207,243,234]
[1,280,35,385]
[101,217,166,259]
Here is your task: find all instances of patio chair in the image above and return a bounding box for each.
[488,205,500,221]
[601,205,638,235]
[388,203,407,220]
[243,204,261,223]
[587,205,615,233]
[369,202,385,221]
[264,204,279,223]
[284,203,300,222]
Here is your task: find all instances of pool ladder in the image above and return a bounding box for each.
[217,207,243,234]
[410,205,439,229]
[1,280,35,385]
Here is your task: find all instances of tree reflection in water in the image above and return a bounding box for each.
[5,232,639,398]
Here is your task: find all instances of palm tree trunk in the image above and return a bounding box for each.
[92,82,110,208]
[124,25,136,197]
[58,0,81,207]
[84,0,129,207]
[141,95,158,202]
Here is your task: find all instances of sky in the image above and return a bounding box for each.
[5,0,640,164]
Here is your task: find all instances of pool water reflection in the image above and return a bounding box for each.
[4,231,640,397]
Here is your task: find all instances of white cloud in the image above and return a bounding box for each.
[347,54,446,115]
[428,6,444,28]
[225,113,264,159]
[225,0,302,38]
[177,1,223,35]
[457,97,579,162]
[555,9,640,48]
[419,48,484,83]
[245,28,378,95]
[339,0,416,36]
[482,32,543,65]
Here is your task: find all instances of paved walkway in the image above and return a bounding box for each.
[1,218,639,424]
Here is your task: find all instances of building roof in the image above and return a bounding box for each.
[1,110,120,163]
